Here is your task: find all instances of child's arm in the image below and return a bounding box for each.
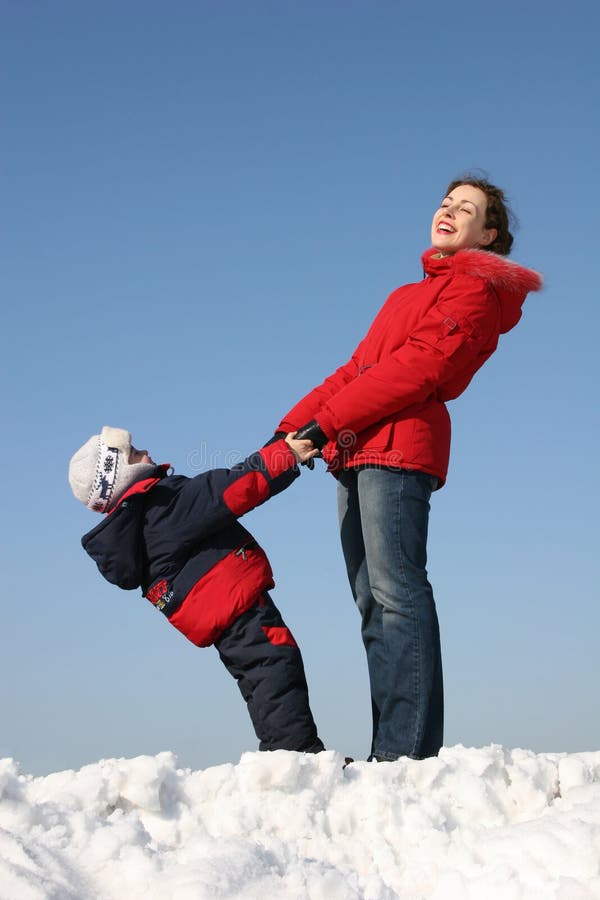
[284,433,319,464]
[156,437,311,548]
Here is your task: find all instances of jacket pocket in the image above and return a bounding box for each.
[355,420,394,452]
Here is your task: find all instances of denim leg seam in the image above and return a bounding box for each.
[374,471,423,760]
[395,472,423,759]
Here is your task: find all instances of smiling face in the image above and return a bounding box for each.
[431,184,498,254]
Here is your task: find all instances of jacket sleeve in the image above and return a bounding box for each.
[163,440,299,547]
[314,276,502,439]
[277,347,363,432]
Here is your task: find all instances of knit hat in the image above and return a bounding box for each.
[68,426,155,513]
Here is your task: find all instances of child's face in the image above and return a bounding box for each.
[129,446,155,466]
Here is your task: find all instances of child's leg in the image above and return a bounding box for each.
[215,592,324,752]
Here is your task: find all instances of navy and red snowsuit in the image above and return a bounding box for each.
[81,438,323,753]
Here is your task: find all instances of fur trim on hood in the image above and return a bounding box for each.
[422,247,543,333]
[423,247,543,294]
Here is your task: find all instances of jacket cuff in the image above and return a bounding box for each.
[277,419,296,434]
[259,439,297,479]
[263,431,286,448]
[313,412,337,442]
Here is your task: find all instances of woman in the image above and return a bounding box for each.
[277,176,543,762]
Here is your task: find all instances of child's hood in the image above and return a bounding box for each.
[81,492,147,590]
[81,468,167,590]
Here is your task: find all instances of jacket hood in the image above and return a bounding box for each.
[422,247,543,333]
[81,466,168,590]
[82,496,146,589]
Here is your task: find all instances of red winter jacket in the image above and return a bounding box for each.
[279,248,543,485]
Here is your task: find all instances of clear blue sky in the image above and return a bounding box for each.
[2,0,598,775]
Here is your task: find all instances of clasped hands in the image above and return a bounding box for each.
[283,420,329,469]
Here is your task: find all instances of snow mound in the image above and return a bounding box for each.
[1,745,600,899]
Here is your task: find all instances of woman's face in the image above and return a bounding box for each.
[431,184,497,254]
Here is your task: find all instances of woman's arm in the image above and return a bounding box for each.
[311,277,502,440]
[277,347,363,433]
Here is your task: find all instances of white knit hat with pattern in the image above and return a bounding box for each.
[68,426,155,513]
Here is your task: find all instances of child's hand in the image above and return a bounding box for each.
[285,432,320,465]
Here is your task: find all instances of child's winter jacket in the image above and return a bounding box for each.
[81,439,299,646]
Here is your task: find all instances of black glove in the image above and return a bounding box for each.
[293,420,328,450]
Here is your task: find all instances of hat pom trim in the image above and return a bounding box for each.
[100,426,131,454]
[87,438,122,512]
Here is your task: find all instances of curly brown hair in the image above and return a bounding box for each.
[445,175,516,256]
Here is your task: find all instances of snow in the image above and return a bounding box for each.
[1,746,600,899]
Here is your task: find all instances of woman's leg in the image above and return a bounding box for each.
[215,592,324,752]
[338,468,387,755]
[339,467,443,760]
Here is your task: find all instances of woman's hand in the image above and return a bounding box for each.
[285,432,320,465]
[293,420,329,450]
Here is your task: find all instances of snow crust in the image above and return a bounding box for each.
[1,745,600,899]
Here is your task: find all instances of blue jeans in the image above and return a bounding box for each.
[337,467,443,760]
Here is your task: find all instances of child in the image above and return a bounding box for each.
[68,426,324,753]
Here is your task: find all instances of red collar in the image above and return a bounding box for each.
[107,464,170,515]
[421,247,542,295]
